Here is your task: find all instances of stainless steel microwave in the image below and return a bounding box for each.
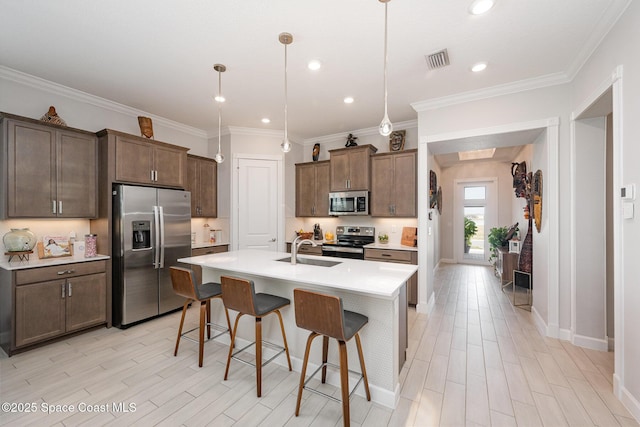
[328,191,369,216]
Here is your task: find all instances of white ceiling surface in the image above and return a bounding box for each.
[0,0,629,143]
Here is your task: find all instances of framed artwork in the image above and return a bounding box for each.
[437,186,442,214]
[429,170,438,209]
[389,130,406,151]
[38,235,72,258]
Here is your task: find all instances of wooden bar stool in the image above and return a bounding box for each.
[293,288,371,427]
[220,276,292,397]
[170,266,232,367]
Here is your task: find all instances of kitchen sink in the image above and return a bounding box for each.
[276,257,342,267]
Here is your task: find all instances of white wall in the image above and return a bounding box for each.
[570,0,640,415]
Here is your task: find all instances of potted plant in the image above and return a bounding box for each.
[488,223,519,264]
[464,217,478,253]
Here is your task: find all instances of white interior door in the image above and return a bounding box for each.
[235,156,281,250]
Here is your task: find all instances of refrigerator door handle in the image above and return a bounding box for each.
[153,205,160,269]
[159,206,165,269]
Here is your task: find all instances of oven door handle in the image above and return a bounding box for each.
[322,246,363,254]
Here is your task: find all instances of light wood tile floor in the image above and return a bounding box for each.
[1,263,638,426]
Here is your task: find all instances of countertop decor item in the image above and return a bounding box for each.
[378,233,389,244]
[3,228,37,252]
[401,227,417,247]
[37,235,72,258]
[39,106,67,126]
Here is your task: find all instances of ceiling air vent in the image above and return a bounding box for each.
[426,49,450,70]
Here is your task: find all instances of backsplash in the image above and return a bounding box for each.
[296,217,418,245]
[190,217,229,244]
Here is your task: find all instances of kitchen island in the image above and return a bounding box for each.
[178,249,417,409]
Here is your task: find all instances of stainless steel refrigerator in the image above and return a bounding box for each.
[112,184,191,328]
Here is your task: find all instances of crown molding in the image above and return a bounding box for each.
[411,72,571,113]
[224,126,293,139]
[301,119,418,146]
[0,65,208,139]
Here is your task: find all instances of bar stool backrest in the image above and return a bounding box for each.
[294,289,346,342]
[220,276,258,316]
[170,266,199,300]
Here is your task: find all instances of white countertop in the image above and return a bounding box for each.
[0,254,110,271]
[179,249,417,299]
[364,242,418,252]
[191,242,230,249]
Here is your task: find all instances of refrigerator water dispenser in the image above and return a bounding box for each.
[132,221,151,250]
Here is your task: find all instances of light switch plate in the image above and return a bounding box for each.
[621,184,635,200]
[623,202,634,219]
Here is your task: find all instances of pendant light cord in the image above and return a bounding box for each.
[284,42,288,144]
[383,1,389,117]
[218,70,222,154]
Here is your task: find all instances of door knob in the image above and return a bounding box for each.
[269,238,276,242]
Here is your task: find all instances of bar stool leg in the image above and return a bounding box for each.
[296,331,319,416]
[355,333,371,401]
[224,313,243,380]
[174,300,190,356]
[321,336,329,383]
[206,299,211,339]
[274,309,292,371]
[198,301,206,367]
[256,317,262,397]
[338,340,350,427]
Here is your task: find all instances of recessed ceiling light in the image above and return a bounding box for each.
[343,97,354,104]
[214,95,226,103]
[261,118,271,124]
[469,0,495,15]
[471,62,488,72]
[308,60,321,71]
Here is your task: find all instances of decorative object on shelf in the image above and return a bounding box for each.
[345,133,358,147]
[389,130,405,151]
[84,234,97,258]
[3,228,37,252]
[378,233,389,244]
[213,63,226,163]
[39,106,67,126]
[279,32,293,153]
[138,116,154,139]
[429,170,437,209]
[464,217,478,254]
[38,235,72,259]
[508,239,521,254]
[437,186,443,214]
[378,0,393,136]
[533,169,543,232]
[518,219,533,274]
[312,143,320,161]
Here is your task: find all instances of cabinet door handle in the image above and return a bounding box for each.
[68,282,72,297]
[57,269,75,275]
[52,200,57,214]
[381,253,392,257]
[61,283,65,298]
[59,201,63,214]
[151,170,155,181]
[154,170,158,181]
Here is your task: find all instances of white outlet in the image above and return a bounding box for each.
[391,225,397,233]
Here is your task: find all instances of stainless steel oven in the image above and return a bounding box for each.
[321,225,374,260]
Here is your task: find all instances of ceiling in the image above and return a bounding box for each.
[0,0,629,143]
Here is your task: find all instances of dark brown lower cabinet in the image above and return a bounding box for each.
[2,260,107,355]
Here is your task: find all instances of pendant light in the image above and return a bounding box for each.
[379,0,393,136]
[213,64,226,163]
[279,32,293,153]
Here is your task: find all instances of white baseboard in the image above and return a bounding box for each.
[572,333,608,351]
[608,336,615,351]
[440,258,456,264]
[616,375,640,424]
[417,292,435,315]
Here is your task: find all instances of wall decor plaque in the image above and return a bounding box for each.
[533,169,543,232]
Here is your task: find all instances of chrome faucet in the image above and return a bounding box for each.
[291,235,318,265]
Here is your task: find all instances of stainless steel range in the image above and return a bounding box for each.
[321,225,375,260]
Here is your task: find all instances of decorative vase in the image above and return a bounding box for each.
[518,218,533,274]
[3,228,37,252]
